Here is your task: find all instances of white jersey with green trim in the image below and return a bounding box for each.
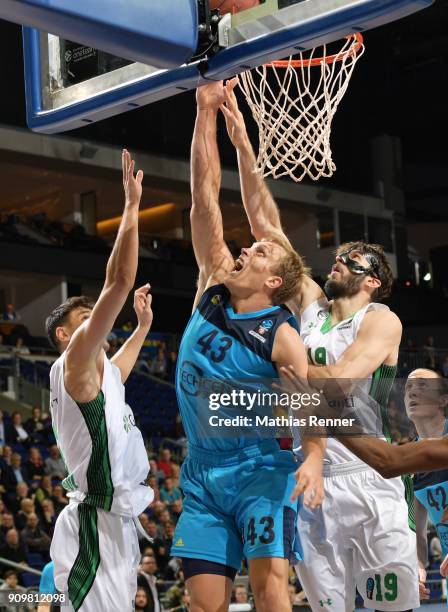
[296,298,392,465]
[49,351,153,516]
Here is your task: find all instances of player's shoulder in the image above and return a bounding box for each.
[299,296,329,328]
[276,317,302,340]
[362,305,402,333]
[195,282,228,311]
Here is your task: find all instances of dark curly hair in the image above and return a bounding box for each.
[336,241,394,301]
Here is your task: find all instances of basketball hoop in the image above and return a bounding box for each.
[238,33,365,182]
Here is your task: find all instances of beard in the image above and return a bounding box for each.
[324,274,364,300]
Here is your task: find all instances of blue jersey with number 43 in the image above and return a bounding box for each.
[175,284,298,452]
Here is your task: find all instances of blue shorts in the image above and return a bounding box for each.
[171,439,301,570]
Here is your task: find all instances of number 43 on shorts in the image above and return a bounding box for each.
[365,573,398,602]
[242,516,275,546]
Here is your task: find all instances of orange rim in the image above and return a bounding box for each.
[266,33,364,68]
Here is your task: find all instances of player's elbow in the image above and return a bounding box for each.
[105,265,134,294]
[372,452,401,479]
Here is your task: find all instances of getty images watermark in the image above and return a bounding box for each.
[206,388,356,430]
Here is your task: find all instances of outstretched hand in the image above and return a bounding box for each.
[196,81,226,111]
[122,149,144,206]
[291,455,325,508]
[220,78,248,149]
[418,567,430,600]
[134,284,153,330]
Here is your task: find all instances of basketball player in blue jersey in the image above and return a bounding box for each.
[170,82,326,612]
[221,80,419,611]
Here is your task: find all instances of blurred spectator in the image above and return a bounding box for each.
[158,449,174,478]
[20,513,51,556]
[25,407,46,443]
[1,454,29,492]
[2,304,20,322]
[137,556,161,612]
[158,509,173,528]
[147,475,160,502]
[15,498,36,530]
[107,331,119,357]
[149,459,165,485]
[143,521,168,568]
[25,447,45,482]
[423,336,437,370]
[0,334,9,353]
[0,570,33,611]
[150,347,168,379]
[160,477,181,506]
[234,584,248,603]
[0,529,28,574]
[12,337,30,356]
[0,513,16,539]
[145,518,163,541]
[35,475,53,505]
[7,482,31,515]
[170,498,183,522]
[122,321,134,332]
[171,463,181,487]
[0,411,5,446]
[0,445,13,468]
[138,514,152,544]
[166,351,178,383]
[51,485,69,514]
[45,445,66,479]
[39,500,56,536]
[135,586,152,612]
[5,412,30,446]
[442,355,448,378]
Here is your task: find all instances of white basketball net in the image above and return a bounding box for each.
[238,35,365,182]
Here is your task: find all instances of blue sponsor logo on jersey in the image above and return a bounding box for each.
[179,360,203,397]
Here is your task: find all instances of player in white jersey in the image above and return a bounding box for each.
[45,150,154,612]
[220,80,419,611]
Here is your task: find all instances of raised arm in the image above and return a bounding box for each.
[64,150,143,402]
[220,80,324,314]
[190,83,234,309]
[221,79,281,241]
[111,284,153,383]
[308,310,402,381]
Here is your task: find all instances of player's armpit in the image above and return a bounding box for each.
[309,309,402,381]
[293,275,326,317]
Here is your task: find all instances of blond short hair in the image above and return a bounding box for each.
[263,232,309,304]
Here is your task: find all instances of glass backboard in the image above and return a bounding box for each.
[15,0,435,133]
